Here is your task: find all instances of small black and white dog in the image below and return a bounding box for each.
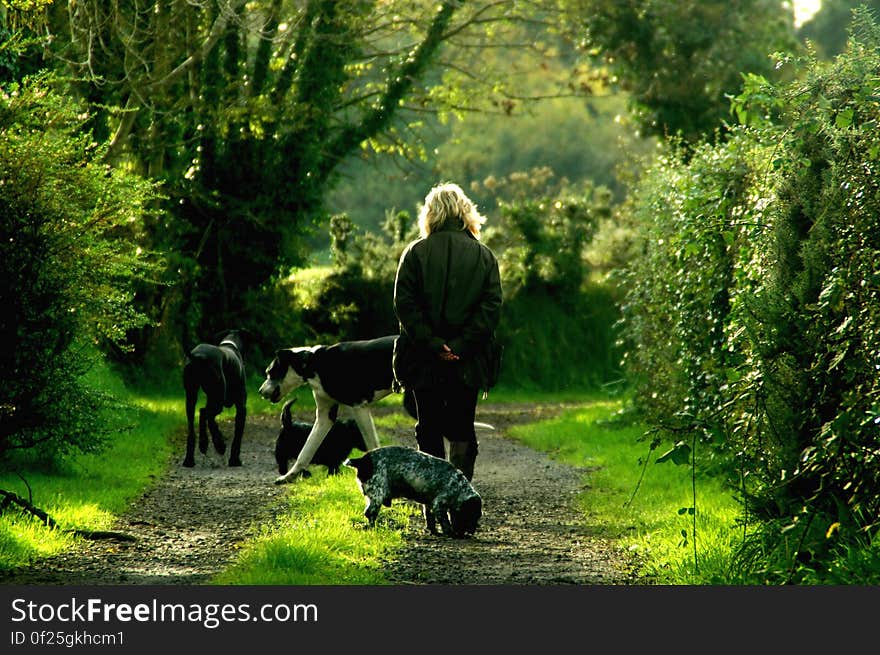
[274,399,367,476]
[182,329,249,468]
[345,445,482,538]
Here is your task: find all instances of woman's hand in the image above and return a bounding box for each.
[439,344,460,361]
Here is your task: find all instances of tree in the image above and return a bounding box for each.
[566,0,800,143]
[32,0,573,352]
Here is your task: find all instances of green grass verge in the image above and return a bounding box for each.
[506,398,745,585]
[212,401,418,585]
[0,366,179,572]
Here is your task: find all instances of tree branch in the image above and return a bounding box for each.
[146,0,249,93]
[320,0,460,180]
[0,489,136,542]
[101,0,249,163]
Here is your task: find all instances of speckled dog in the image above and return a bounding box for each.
[345,445,482,538]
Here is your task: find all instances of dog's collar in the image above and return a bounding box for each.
[219,340,240,352]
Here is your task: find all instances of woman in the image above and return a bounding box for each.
[392,182,503,480]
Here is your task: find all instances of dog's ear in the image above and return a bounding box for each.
[289,348,317,379]
[273,349,294,369]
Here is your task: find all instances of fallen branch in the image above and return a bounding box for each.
[0,489,136,542]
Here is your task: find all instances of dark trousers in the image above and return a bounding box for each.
[412,384,479,459]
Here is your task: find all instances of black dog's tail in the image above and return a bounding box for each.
[344,452,373,480]
[281,399,296,430]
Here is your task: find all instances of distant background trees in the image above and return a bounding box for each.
[567,0,800,143]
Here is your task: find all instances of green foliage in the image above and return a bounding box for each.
[477,168,609,298]
[619,9,880,582]
[0,72,160,461]
[573,0,800,143]
[618,135,759,465]
[475,169,622,389]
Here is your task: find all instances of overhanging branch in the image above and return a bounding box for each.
[320,0,460,180]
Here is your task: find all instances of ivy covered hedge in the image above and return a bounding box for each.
[619,10,880,581]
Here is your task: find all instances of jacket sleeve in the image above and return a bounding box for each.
[393,245,445,353]
[448,252,503,357]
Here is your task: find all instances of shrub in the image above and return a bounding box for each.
[0,72,159,460]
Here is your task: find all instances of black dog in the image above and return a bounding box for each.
[182,329,248,468]
[345,445,482,538]
[274,399,367,476]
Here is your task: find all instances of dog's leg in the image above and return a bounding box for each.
[431,498,455,537]
[274,394,334,484]
[183,377,198,468]
[422,506,439,535]
[198,408,209,454]
[228,397,246,467]
[204,400,226,456]
[349,406,380,451]
[364,495,383,525]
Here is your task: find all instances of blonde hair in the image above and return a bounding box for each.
[417,182,486,240]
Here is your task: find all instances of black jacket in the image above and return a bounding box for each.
[393,221,503,390]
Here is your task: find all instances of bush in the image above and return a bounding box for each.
[0,72,160,461]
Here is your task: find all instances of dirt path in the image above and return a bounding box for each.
[0,402,638,585]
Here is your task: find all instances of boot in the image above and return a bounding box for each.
[448,441,478,481]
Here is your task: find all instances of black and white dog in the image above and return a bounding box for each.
[346,445,482,538]
[274,399,367,476]
[258,335,395,483]
[182,329,249,468]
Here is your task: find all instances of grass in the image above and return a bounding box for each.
[0,363,179,572]
[506,398,745,585]
[212,386,419,585]
[213,468,417,585]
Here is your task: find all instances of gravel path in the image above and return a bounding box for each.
[0,402,638,585]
